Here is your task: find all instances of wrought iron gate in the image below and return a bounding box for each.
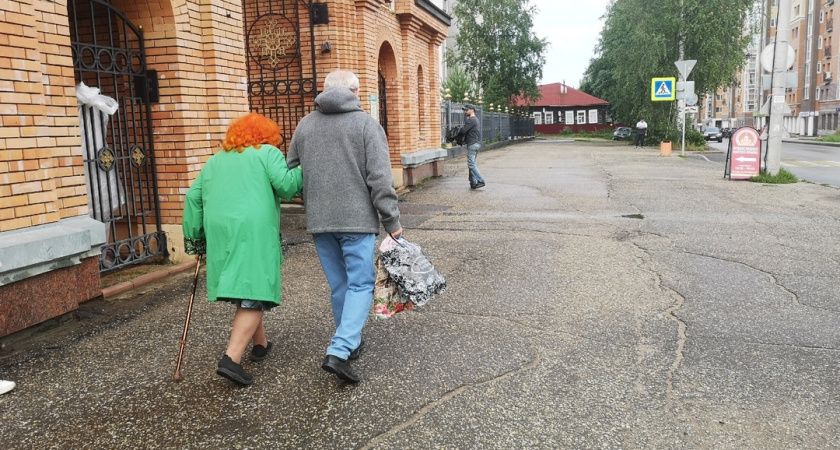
[69,0,167,273]
[244,0,318,151]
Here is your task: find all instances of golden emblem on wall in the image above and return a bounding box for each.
[254,17,296,68]
[98,147,115,171]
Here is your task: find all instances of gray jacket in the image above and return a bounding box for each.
[287,88,401,235]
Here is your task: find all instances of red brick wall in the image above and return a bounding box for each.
[0,0,82,232]
[115,0,251,226]
[1,0,448,238]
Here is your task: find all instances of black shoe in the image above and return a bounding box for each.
[474,182,485,189]
[470,184,477,189]
[321,355,361,383]
[217,354,253,386]
[349,339,365,360]
[249,341,273,362]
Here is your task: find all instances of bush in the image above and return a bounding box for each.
[642,123,706,148]
[685,128,706,147]
[537,128,616,139]
[587,129,615,140]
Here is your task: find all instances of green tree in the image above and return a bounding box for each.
[440,65,475,103]
[580,0,756,141]
[450,0,547,107]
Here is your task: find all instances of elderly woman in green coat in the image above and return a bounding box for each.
[183,113,302,386]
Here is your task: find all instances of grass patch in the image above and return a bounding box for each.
[816,132,840,143]
[749,167,798,184]
[674,142,711,151]
[537,129,614,140]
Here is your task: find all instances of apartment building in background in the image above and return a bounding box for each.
[764,0,839,136]
[699,0,840,136]
[700,1,766,131]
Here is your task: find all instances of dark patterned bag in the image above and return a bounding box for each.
[379,237,446,307]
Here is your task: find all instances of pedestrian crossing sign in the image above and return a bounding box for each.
[651,77,676,101]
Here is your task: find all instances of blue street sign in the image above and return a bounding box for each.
[651,77,676,101]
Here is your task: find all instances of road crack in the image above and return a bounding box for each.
[360,346,542,450]
[684,251,801,306]
[663,290,687,417]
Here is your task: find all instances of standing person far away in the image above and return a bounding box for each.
[287,69,403,384]
[182,112,303,386]
[457,104,485,189]
[635,118,648,148]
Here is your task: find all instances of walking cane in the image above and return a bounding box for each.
[172,254,202,382]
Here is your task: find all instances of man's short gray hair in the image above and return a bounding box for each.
[324,70,360,91]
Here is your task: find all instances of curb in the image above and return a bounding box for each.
[101,259,197,299]
[783,138,840,147]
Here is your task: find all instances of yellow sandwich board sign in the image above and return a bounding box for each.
[651,78,676,101]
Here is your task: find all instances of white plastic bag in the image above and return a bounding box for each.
[76,82,124,222]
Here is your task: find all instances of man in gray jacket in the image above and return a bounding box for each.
[457,104,485,189]
[287,69,403,383]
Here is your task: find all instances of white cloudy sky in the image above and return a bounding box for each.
[529,0,612,87]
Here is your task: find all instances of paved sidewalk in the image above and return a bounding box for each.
[1,140,838,448]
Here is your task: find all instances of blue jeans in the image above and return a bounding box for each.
[467,143,485,185]
[313,233,376,360]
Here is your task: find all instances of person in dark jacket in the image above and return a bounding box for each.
[287,69,403,383]
[457,104,485,189]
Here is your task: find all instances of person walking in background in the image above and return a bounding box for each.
[287,69,403,384]
[182,113,302,386]
[457,104,485,189]
[0,379,15,395]
[635,118,648,148]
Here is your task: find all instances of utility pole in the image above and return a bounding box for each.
[756,0,768,131]
[679,0,686,156]
[766,0,792,176]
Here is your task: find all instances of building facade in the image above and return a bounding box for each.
[698,1,766,131]
[767,0,839,136]
[516,83,611,134]
[0,0,450,337]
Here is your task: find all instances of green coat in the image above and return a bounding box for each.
[182,145,302,305]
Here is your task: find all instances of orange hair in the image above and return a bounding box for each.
[222,113,282,152]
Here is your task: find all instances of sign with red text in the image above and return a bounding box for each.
[728,127,761,180]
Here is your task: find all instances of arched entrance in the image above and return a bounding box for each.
[68,0,166,273]
[377,42,398,149]
[243,0,319,152]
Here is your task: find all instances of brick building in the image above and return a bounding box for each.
[0,0,449,337]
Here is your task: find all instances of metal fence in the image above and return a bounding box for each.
[441,101,535,146]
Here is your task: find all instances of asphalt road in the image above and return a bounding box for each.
[707,138,840,187]
[1,140,838,448]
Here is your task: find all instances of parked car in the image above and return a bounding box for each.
[703,127,723,142]
[613,127,632,140]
